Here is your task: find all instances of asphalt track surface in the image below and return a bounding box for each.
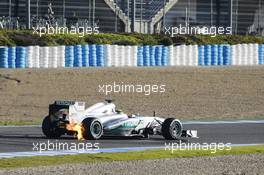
[0,121,264,154]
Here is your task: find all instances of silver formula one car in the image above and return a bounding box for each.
[42,100,198,140]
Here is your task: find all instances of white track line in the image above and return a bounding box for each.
[0,147,162,159]
[183,120,264,125]
[0,125,41,128]
[0,144,263,159]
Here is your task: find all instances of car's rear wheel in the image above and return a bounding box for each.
[162,118,183,140]
[42,116,63,139]
[82,118,103,140]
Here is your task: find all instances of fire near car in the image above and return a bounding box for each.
[42,100,198,140]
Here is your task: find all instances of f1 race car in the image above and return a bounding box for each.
[42,100,198,140]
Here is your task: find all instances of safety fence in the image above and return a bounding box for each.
[0,44,264,68]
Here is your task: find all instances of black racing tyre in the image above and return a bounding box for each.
[82,118,103,140]
[42,116,62,139]
[162,118,183,140]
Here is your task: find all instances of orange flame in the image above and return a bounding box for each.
[66,123,85,141]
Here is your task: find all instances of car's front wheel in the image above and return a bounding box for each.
[82,118,103,140]
[42,116,63,139]
[162,118,183,140]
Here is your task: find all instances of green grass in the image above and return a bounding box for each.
[0,145,263,169]
[0,121,41,126]
[0,30,264,46]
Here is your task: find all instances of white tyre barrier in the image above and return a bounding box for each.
[168,45,174,66]
[33,46,40,68]
[125,46,131,66]
[237,44,242,65]
[186,45,192,66]
[39,47,49,68]
[48,47,58,68]
[242,44,248,65]
[27,46,34,68]
[252,44,259,65]
[105,45,112,67]
[179,45,186,66]
[120,45,125,67]
[248,44,254,65]
[131,46,138,67]
[193,45,199,66]
[57,46,65,68]
[112,45,118,67]
[174,45,181,66]
[231,45,239,66]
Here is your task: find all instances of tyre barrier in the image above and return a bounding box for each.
[0,44,264,68]
[82,45,89,67]
[143,46,150,66]
[211,45,218,66]
[40,47,49,68]
[89,45,97,67]
[49,46,58,68]
[204,45,212,66]
[150,46,156,66]
[16,47,27,68]
[57,46,65,68]
[259,45,264,65]
[155,46,162,66]
[96,45,105,67]
[65,46,74,68]
[218,45,224,66]
[0,47,8,68]
[125,46,131,66]
[137,46,143,66]
[223,45,231,66]
[198,44,231,66]
[162,47,168,66]
[74,45,82,68]
[198,45,204,66]
[8,47,16,68]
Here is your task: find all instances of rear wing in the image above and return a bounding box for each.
[49,101,85,116]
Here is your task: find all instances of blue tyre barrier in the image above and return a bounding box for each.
[89,45,97,67]
[223,45,231,65]
[137,46,143,66]
[96,45,104,67]
[0,47,9,68]
[204,45,212,66]
[82,45,89,67]
[74,45,82,67]
[150,46,156,66]
[218,45,224,66]
[162,47,168,66]
[8,47,16,68]
[198,45,204,66]
[65,46,74,67]
[16,47,26,68]
[259,44,264,65]
[143,46,150,66]
[155,46,162,66]
[211,45,218,66]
